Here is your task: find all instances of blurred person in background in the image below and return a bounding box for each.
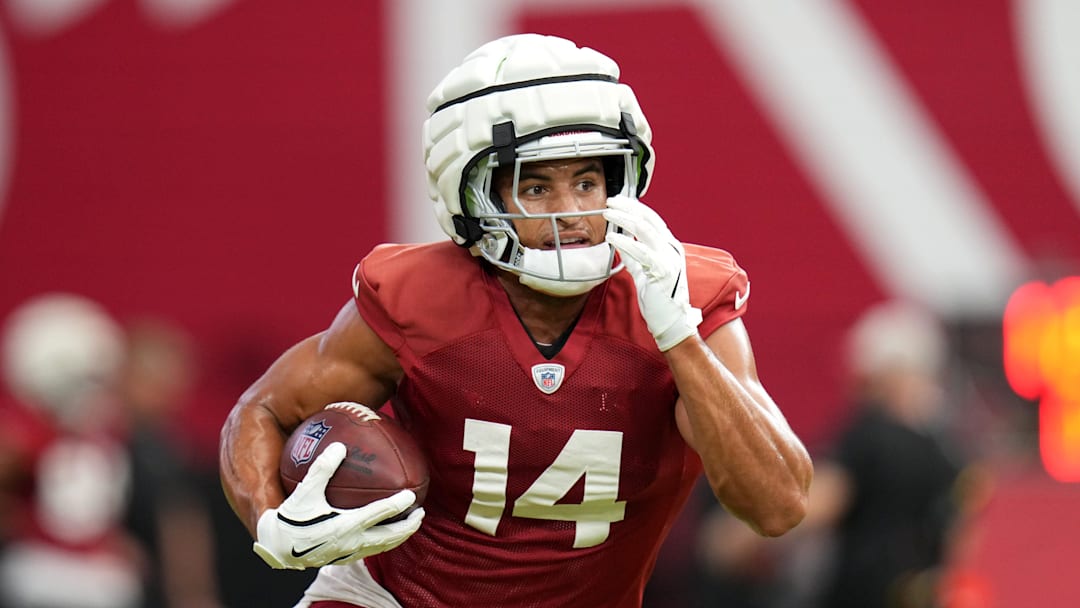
[815,300,965,608]
[693,462,847,608]
[692,300,966,608]
[117,318,223,608]
[0,293,140,608]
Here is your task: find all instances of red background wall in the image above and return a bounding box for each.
[0,1,390,448]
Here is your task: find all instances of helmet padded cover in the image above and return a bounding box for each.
[423,34,655,245]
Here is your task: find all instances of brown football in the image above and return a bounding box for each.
[280,402,428,514]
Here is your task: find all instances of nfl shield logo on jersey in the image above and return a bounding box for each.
[290,419,332,465]
[531,363,566,395]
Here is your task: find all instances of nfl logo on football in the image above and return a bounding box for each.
[291,419,332,465]
[531,363,566,395]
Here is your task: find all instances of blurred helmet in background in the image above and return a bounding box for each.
[2,293,125,423]
[847,300,947,380]
[845,300,950,425]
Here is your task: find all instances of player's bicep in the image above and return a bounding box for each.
[315,299,403,408]
[240,300,402,432]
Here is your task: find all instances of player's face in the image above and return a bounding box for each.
[493,158,608,250]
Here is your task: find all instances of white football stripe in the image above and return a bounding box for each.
[696,0,1029,317]
[389,0,506,245]
[1018,0,1080,218]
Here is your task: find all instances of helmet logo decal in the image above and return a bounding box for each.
[531,363,566,395]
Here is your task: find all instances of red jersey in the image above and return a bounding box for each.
[0,397,130,552]
[347,241,748,607]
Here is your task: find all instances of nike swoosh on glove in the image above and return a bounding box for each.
[253,442,424,570]
[604,195,703,352]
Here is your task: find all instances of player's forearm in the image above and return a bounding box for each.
[668,337,812,537]
[219,398,288,537]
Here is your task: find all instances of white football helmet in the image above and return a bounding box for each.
[423,34,656,296]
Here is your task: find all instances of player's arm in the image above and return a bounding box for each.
[669,321,812,537]
[604,195,811,536]
[218,300,403,537]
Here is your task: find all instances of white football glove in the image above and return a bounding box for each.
[605,195,703,352]
[253,442,424,570]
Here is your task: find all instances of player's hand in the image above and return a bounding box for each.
[252,442,424,570]
[605,195,702,351]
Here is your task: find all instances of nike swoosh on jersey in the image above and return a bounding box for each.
[734,282,750,310]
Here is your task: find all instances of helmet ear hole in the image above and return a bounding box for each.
[487,165,509,213]
[602,156,625,197]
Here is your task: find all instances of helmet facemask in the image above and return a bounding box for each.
[462,131,639,296]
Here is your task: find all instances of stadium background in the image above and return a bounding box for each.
[1,0,1078,605]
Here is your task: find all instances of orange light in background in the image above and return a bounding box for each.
[1003,277,1080,482]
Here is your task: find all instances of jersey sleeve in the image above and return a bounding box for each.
[351,244,408,353]
[350,241,482,362]
[685,244,750,339]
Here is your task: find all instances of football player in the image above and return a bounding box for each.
[0,293,139,608]
[220,33,813,607]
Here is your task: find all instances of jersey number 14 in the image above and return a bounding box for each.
[462,418,627,548]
